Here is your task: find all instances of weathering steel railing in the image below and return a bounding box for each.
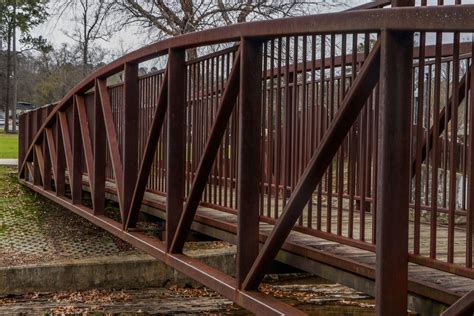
[17,1,474,315]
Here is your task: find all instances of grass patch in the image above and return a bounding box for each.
[0,166,41,224]
[0,131,18,159]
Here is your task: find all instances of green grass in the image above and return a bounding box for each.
[0,131,18,159]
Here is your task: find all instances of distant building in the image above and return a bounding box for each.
[0,102,40,128]
[16,101,39,114]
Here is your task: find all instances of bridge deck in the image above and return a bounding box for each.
[96,179,473,307]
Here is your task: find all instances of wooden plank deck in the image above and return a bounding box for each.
[97,179,474,306]
[182,183,473,268]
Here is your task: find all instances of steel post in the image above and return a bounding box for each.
[375,29,414,315]
[166,48,187,252]
[123,62,139,225]
[237,38,263,287]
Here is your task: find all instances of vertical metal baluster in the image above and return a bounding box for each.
[348,33,358,238]
[223,54,229,208]
[318,35,326,231]
[337,34,347,236]
[326,34,336,233]
[283,37,291,210]
[218,55,224,207]
[210,56,216,205]
[308,35,316,227]
[443,62,451,210]
[448,22,460,263]
[467,39,474,268]
[186,63,192,197]
[431,23,443,260]
[275,38,283,219]
[268,40,275,219]
[414,22,426,255]
[261,42,268,216]
[372,84,380,244]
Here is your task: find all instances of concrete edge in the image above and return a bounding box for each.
[0,247,236,296]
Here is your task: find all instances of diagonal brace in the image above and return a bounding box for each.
[97,79,125,219]
[75,94,96,200]
[34,144,45,183]
[441,290,474,316]
[125,67,169,229]
[45,128,58,181]
[411,71,469,178]
[58,112,74,181]
[169,50,241,254]
[242,41,382,290]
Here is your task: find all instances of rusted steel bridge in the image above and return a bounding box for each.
[17,1,474,314]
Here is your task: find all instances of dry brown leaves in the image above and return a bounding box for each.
[259,283,374,308]
[50,289,131,305]
[167,285,215,298]
[0,250,48,266]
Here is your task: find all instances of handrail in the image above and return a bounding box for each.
[18,5,474,177]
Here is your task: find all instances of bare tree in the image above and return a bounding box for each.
[116,0,350,59]
[56,0,117,76]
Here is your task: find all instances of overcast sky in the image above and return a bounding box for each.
[30,4,144,58]
[29,0,473,62]
[31,0,367,58]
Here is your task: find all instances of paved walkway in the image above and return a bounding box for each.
[0,159,17,166]
[0,165,138,266]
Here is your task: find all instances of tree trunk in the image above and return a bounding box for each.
[82,41,88,77]
[82,8,88,78]
[12,7,17,133]
[4,26,11,133]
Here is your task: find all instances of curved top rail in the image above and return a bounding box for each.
[87,5,474,80]
[19,4,474,175]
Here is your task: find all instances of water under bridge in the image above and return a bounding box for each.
[17,1,474,314]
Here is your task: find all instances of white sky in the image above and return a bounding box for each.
[31,1,146,58]
[30,0,367,60]
[29,0,474,63]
